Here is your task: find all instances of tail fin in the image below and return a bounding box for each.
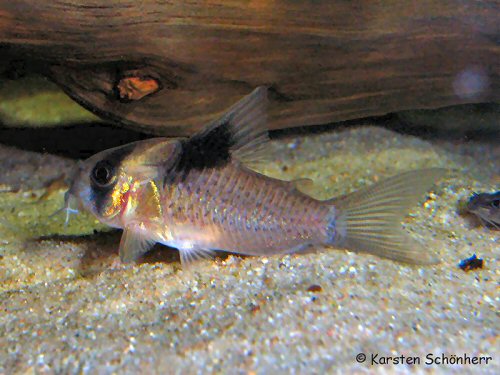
[330,168,447,264]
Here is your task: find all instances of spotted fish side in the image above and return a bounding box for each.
[160,163,330,257]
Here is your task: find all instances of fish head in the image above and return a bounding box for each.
[467,191,500,226]
[65,143,137,227]
[66,139,177,228]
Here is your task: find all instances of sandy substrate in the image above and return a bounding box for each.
[0,126,498,374]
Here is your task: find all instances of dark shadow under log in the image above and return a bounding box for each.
[0,0,498,135]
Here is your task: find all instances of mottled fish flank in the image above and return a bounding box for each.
[467,191,500,228]
[65,87,447,267]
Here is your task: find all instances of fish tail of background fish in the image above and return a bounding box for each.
[325,168,446,264]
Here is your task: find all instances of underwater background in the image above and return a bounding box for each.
[0,74,497,373]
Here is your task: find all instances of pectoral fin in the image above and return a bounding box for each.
[119,225,157,263]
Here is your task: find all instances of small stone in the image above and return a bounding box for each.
[307,284,322,292]
[458,254,484,272]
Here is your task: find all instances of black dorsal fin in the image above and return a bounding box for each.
[174,87,269,174]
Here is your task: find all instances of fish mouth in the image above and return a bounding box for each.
[63,190,80,225]
[49,189,80,226]
[50,162,84,225]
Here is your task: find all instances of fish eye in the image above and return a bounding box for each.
[492,199,500,208]
[91,160,116,187]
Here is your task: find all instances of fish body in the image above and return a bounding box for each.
[159,163,331,258]
[66,87,445,266]
[467,191,500,228]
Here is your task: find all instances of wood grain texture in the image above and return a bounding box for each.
[0,0,498,135]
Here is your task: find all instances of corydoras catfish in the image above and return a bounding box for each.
[467,191,500,228]
[65,87,445,267]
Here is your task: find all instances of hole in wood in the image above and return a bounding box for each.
[116,75,161,102]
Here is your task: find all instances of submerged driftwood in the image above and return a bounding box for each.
[0,0,498,135]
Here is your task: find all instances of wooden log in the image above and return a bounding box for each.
[0,0,498,135]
